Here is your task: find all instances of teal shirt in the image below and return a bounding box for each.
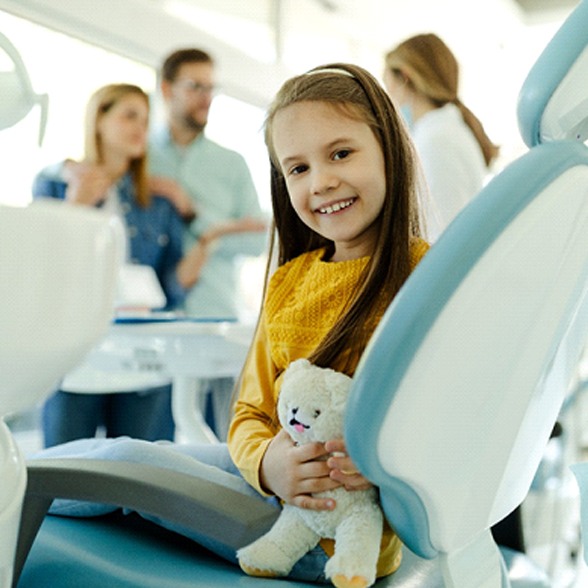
[149,129,267,319]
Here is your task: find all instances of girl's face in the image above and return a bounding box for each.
[272,100,386,261]
[97,93,149,161]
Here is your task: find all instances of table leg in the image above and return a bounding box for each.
[171,377,219,444]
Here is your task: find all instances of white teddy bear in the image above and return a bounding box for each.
[237,358,384,588]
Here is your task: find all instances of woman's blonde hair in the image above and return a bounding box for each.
[263,62,423,371]
[385,34,499,167]
[84,83,150,207]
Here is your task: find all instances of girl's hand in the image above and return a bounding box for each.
[325,439,373,491]
[260,429,339,511]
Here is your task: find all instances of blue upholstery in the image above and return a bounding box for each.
[18,515,448,588]
[19,515,301,588]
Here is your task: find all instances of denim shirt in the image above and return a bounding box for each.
[32,163,186,309]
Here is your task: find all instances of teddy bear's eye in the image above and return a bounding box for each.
[313,409,321,418]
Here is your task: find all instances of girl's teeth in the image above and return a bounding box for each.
[320,199,353,214]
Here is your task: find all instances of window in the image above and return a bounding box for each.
[0,10,155,207]
[0,9,270,212]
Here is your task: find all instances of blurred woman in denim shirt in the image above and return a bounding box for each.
[33,83,208,446]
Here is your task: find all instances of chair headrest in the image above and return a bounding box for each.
[518,0,588,147]
[0,201,124,416]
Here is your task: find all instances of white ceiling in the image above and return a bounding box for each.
[0,0,578,104]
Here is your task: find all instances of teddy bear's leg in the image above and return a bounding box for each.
[325,504,383,588]
[237,504,321,578]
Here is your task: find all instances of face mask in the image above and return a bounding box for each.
[399,104,414,130]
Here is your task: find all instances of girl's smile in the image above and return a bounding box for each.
[272,100,386,261]
[316,197,357,215]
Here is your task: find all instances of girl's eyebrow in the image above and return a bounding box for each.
[280,137,355,168]
[280,154,303,169]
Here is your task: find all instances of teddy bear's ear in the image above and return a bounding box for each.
[288,358,309,373]
[283,358,311,382]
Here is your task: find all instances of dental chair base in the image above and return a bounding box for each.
[0,423,25,588]
[14,459,549,588]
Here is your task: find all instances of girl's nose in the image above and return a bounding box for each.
[310,168,338,195]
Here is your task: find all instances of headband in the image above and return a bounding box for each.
[305,66,355,78]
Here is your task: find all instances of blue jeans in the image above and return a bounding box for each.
[42,385,175,447]
[35,437,330,583]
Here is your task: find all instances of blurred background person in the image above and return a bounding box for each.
[384,33,499,242]
[32,83,209,447]
[149,48,268,441]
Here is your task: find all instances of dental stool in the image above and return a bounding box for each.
[0,201,122,587]
[12,1,588,587]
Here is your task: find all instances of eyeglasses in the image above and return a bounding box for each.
[174,79,217,96]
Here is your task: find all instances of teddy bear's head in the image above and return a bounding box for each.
[278,358,352,445]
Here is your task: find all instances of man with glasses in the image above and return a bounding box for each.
[149,48,267,441]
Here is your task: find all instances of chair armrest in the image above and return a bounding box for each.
[13,458,278,587]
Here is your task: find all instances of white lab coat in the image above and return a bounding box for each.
[412,103,487,242]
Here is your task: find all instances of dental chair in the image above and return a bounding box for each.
[0,201,123,588]
[11,1,588,586]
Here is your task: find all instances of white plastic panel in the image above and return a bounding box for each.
[377,166,588,552]
[541,46,588,143]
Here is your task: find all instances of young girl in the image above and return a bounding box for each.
[32,83,209,446]
[227,62,428,581]
[36,64,428,584]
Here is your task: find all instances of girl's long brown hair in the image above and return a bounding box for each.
[84,83,151,207]
[263,63,423,370]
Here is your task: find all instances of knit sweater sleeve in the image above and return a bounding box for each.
[227,312,280,495]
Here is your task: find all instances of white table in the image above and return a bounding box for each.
[60,319,254,444]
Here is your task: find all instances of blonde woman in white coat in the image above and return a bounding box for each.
[384,33,499,242]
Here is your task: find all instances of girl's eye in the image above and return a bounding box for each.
[289,164,308,176]
[333,149,351,161]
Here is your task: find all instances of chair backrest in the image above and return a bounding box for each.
[0,201,124,417]
[347,141,588,555]
[346,2,588,585]
[0,200,123,587]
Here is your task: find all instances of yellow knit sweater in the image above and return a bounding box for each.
[228,239,428,578]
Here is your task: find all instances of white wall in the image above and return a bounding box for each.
[0,0,577,205]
